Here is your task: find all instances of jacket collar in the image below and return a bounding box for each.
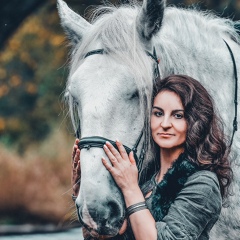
[151,153,199,221]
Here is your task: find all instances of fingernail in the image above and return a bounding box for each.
[116,139,119,143]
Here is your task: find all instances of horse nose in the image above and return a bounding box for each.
[90,199,124,235]
[80,198,125,236]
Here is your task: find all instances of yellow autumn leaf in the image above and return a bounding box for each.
[10,75,21,87]
[0,85,9,97]
[26,83,37,94]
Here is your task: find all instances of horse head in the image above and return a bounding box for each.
[58,0,165,237]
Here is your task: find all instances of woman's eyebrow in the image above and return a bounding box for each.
[152,106,184,112]
[152,106,162,111]
[172,109,184,113]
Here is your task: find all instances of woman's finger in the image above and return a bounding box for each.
[105,141,122,161]
[73,149,80,168]
[116,140,128,160]
[72,138,79,162]
[76,160,81,174]
[103,144,119,165]
[129,151,136,165]
[72,145,77,160]
[102,157,115,173]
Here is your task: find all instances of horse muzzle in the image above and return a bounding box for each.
[75,135,145,237]
[76,194,125,237]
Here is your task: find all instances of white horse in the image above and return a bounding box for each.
[57,0,240,238]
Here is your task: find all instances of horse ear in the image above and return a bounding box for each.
[57,0,91,45]
[136,0,165,41]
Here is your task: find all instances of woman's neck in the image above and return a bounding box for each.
[157,147,184,183]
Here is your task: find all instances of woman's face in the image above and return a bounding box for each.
[151,90,187,152]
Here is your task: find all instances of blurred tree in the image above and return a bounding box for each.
[0,1,70,153]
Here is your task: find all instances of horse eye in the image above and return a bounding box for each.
[73,97,79,105]
[129,91,139,100]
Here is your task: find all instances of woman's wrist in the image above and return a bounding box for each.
[122,187,145,207]
[126,201,148,217]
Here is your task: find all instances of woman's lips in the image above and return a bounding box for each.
[158,133,174,137]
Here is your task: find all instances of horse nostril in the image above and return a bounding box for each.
[106,200,125,229]
[107,200,121,219]
[79,198,124,236]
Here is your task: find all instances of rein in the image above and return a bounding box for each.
[75,47,160,175]
[224,40,238,147]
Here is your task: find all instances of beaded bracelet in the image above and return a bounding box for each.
[126,201,148,217]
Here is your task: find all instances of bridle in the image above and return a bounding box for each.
[76,47,160,174]
[78,132,145,174]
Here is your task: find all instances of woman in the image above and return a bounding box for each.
[71,75,232,239]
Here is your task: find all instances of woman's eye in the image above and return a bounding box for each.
[174,113,183,119]
[154,111,163,117]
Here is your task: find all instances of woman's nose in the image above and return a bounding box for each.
[160,116,172,128]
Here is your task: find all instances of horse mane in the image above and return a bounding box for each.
[158,7,240,79]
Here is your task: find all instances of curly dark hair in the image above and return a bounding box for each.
[153,74,232,200]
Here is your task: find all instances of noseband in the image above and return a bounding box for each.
[76,47,160,174]
[78,131,145,172]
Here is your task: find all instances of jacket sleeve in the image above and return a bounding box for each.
[155,171,222,239]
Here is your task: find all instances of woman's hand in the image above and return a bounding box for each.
[102,140,139,195]
[72,138,81,196]
[102,141,157,240]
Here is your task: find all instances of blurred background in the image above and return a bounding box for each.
[0,0,240,237]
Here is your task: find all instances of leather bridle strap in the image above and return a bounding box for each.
[84,48,160,79]
[146,47,161,79]
[78,130,144,171]
[224,40,238,147]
